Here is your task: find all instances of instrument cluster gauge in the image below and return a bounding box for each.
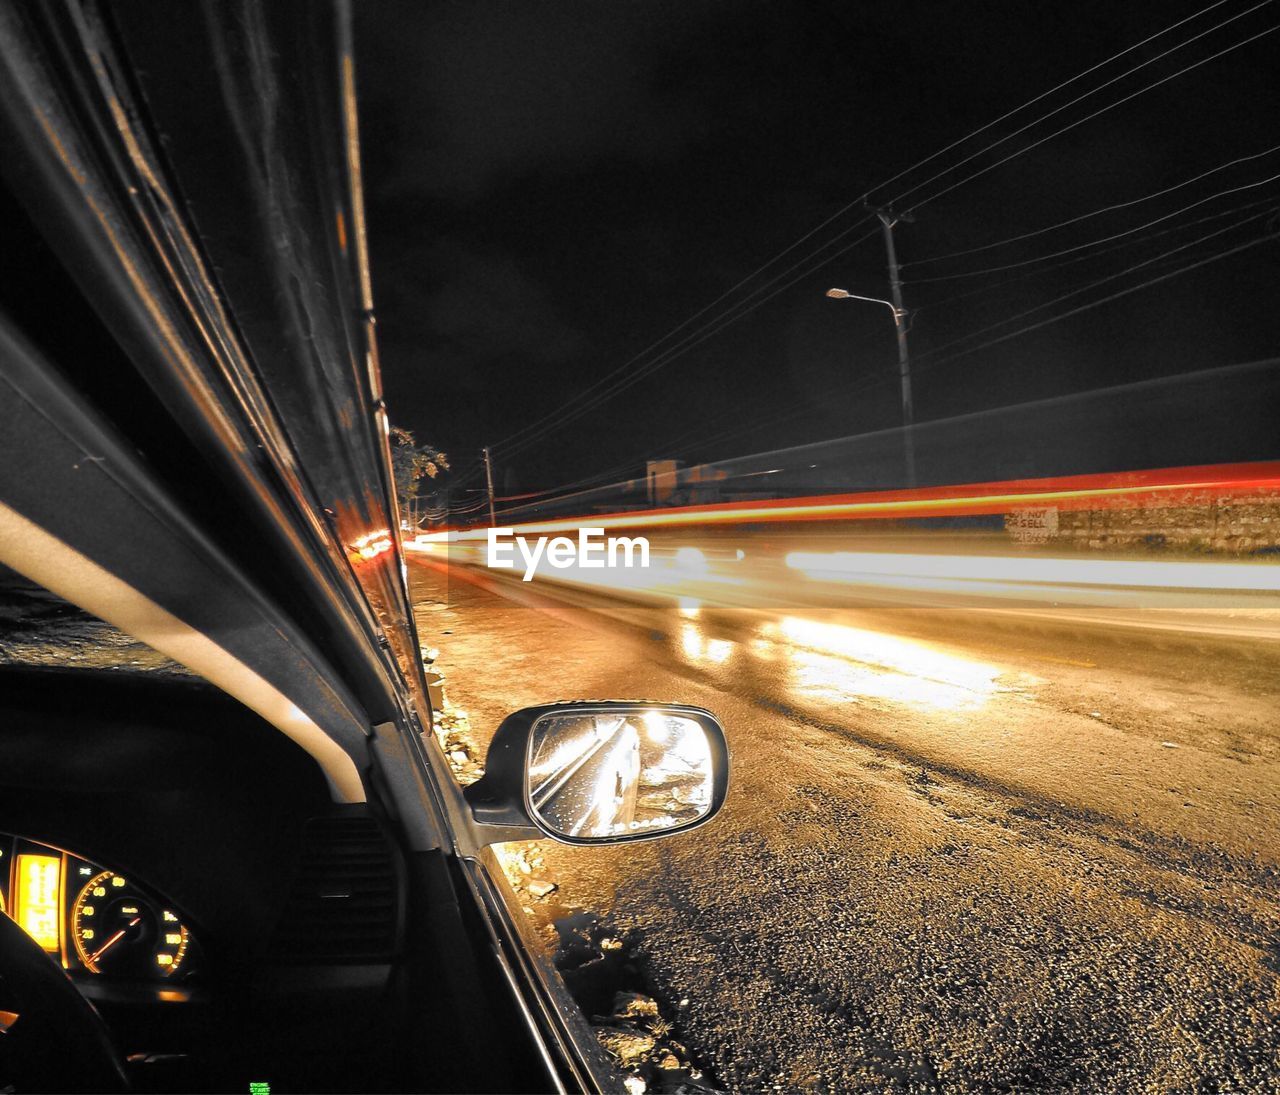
[70,869,190,978]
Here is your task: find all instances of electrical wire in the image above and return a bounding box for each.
[490,225,880,463]
[913,224,1279,377]
[489,148,1274,466]
[903,141,1280,268]
[911,195,1280,313]
[897,13,1279,216]
[491,404,809,517]
[482,0,1246,458]
[455,1,1273,498]
[913,207,1276,364]
[496,368,905,518]
[496,395,820,513]
[905,167,1280,282]
[481,202,1271,519]
[862,0,1237,204]
[488,220,878,459]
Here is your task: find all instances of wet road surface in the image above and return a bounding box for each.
[412,556,1280,1093]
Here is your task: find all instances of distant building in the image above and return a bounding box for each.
[646,459,736,507]
[646,460,683,506]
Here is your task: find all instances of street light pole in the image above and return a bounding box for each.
[876,208,916,487]
[482,446,497,527]
[826,205,917,487]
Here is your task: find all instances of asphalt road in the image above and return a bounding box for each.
[411,550,1280,1093]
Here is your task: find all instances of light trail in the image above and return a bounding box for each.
[784,551,1280,592]
[405,462,1280,619]
[412,461,1280,541]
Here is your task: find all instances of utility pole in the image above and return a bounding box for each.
[481,446,497,527]
[874,205,917,487]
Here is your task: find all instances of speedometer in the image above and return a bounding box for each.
[70,871,189,977]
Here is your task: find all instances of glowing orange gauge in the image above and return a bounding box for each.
[71,871,188,977]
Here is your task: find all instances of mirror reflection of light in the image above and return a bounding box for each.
[645,717,716,819]
[529,711,712,839]
[641,716,713,810]
[529,717,619,784]
[349,528,393,561]
[771,616,1004,712]
[643,711,671,745]
[581,726,641,838]
[669,718,711,770]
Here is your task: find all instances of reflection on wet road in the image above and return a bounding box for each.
[412,544,1280,1092]
[712,613,1006,712]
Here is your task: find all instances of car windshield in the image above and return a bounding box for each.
[0,565,188,676]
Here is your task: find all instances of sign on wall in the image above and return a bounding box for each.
[1006,506,1059,544]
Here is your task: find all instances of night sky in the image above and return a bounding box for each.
[355,1,1279,493]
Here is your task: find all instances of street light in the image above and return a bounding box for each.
[826,286,916,487]
[824,287,903,318]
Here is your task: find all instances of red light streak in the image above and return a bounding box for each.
[422,461,1280,540]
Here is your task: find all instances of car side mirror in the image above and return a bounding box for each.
[464,703,730,846]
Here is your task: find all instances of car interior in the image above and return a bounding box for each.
[0,2,572,1091]
[0,584,585,1095]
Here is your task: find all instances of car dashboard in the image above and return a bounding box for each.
[0,665,427,1092]
[1,833,203,990]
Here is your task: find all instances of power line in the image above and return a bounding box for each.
[913,222,1279,376]
[497,394,820,512]
[497,370,905,518]
[526,122,1279,466]
[898,12,1279,216]
[905,166,1280,283]
[862,0,1236,204]
[481,210,1275,517]
[911,195,1280,313]
[682,384,887,462]
[903,141,1280,269]
[462,1,1275,491]
[491,225,880,462]
[913,207,1276,364]
[489,150,1271,469]
[483,0,1245,458]
[489,221,879,459]
[497,458,649,505]
[493,399,817,516]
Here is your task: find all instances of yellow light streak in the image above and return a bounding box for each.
[785,552,1280,592]
[419,478,1256,540]
[673,546,708,575]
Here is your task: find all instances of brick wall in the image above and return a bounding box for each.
[1009,496,1280,555]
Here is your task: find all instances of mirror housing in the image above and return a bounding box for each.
[465,702,730,847]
